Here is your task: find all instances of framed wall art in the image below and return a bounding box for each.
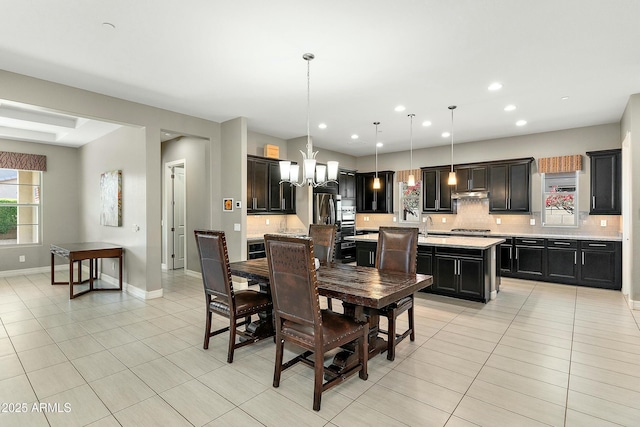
[100,170,122,226]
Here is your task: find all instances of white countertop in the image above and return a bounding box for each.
[346,234,505,250]
[355,228,622,242]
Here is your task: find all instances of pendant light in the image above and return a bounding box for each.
[447,105,457,186]
[407,113,416,187]
[279,53,339,187]
[373,121,381,189]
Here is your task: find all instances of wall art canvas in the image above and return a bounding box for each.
[100,170,122,226]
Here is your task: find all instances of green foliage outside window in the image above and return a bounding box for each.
[0,199,17,234]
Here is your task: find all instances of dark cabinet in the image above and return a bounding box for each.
[488,159,533,213]
[587,149,621,215]
[417,247,433,276]
[356,171,394,213]
[432,247,488,302]
[339,170,357,200]
[499,238,514,275]
[514,238,545,277]
[247,157,269,212]
[546,239,578,283]
[355,241,377,267]
[421,167,454,212]
[455,166,487,192]
[579,241,621,289]
[248,156,295,214]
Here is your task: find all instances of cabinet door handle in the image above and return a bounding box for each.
[574,252,577,265]
[582,252,585,265]
[508,198,511,210]
[592,196,596,209]
[515,248,518,260]
[588,243,607,247]
[554,241,571,246]
[522,240,537,244]
[282,198,285,209]
[509,247,512,259]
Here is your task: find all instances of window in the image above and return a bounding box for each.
[0,168,41,245]
[541,172,578,227]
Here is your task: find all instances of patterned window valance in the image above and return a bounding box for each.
[0,151,47,171]
[538,155,582,173]
[397,169,421,183]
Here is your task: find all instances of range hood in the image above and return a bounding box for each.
[451,191,490,200]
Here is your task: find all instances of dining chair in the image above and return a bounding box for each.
[308,223,337,310]
[264,234,368,411]
[375,226,419,361]
[194,230,273,363]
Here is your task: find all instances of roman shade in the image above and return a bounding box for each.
[397,169,421,183]
[538,155,582,173]
[0,151,47,171]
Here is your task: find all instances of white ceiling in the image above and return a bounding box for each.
[1,0,639,155]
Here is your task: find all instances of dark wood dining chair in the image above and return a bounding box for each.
[264,234,368,411]
[375,226,419,361]
[194,230,273,363]
[308,224,337,310]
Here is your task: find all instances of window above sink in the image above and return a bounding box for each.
[542,172,578,228]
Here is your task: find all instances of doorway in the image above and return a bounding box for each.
[165,160,186,270]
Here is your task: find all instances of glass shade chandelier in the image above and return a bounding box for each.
[407,113,416,187]
[447,105,457,186]
[373,121,381,189]
[279,53,339,187]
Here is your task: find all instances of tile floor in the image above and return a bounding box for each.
[0,270,639,426]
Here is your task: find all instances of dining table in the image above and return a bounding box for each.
[229,258,433,376]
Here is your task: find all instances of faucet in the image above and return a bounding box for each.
[422,215,433,236]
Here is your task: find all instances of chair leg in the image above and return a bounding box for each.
[273,334,284,388]
[312,350,324,411]
[386,310,396,361]
[203,297,212,350]
[408,304,415,341]
[359,324,369,380]
[227,315,236,363]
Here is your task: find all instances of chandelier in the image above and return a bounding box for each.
[279,53,339,187]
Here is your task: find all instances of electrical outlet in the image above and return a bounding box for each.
[600,219,607,227]
[530,218,536,225]
[393,217,396,222]
[496,218,501,225]
[266,219,270,225]
[234,223,241,231]
[442,217,446,223]
[19,255,25,262]
[364,216,369,221]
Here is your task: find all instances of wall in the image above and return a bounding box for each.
[1,70,221,295]
[78,126,147,286]
[0,139,80,272]
[221,118,246,262]
[247,131,288,159]
[160,136,210,273]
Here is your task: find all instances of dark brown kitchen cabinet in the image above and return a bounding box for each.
[514,238,545,277]
[247,157,269,212]
[356,171,394,213]
[546,239,578,283]
[355,241,377,267]
[339,170,357,200]
[579,240,621,289]
[499,238,514,275]
[248,155,295,214]
[433,247,487,302]
[421,167,454,212]
[455,166,487,192]
[488,158,533,213]
[587,149,621,215]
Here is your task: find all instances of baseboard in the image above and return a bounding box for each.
[125,283,163,300]
[161,263,168,271]
[629,298,640,311]
[0,265,67,277]
[185,269,202,279]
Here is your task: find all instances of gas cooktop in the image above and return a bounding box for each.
[450,228,492,235]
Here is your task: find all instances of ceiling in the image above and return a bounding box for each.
[1,0,639,155]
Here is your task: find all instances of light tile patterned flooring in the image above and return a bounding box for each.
[1,271,639,426]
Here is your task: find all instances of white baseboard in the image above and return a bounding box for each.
[0,264,67,277]
[629,298,640,311]
[161,263,168,271]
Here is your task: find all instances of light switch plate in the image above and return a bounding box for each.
[233,223,241,231]
[496,218,502,225]
[600,219,607,227]
[442,217,447,223]
[393,217,396,222]
[266,219,270,225]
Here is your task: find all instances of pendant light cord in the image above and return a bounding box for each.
[449,106,456,172]
[306,54,312,155]
[409,113,415,173]
[374,122,380,178]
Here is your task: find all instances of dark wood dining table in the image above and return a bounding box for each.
[229,258,433,375]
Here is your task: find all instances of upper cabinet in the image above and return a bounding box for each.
[455,165,487,192]
[339,170,357,200]
[356,171,394,213]
[422,167,454,212]
[587,149,621,215]
[248,156,295,214]
[488,158,533,213]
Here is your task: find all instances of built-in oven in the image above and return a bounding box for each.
[336,206,356,262]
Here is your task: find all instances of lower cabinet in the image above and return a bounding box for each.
[355,241,376,267]
[500,237,621,290]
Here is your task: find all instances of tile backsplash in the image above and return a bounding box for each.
[356,198,621,238]
[247,214,305,238]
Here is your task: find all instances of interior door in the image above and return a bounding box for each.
[171,166,186,269]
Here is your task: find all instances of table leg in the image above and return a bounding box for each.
[69,259,74,299]
[50,252,55,285]
[243,281,274,339]
[118,254,123,291]
[89,258,94,291]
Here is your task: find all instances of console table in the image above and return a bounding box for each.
[50,242,123,299]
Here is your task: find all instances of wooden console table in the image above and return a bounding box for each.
[50,242,123,299]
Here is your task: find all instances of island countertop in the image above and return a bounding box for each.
[346,233,505,250]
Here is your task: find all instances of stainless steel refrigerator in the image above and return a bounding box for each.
[314,192,341,225]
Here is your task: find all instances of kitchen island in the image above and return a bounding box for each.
[347,234,505,303]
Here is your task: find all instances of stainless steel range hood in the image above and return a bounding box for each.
[451,191,490,200]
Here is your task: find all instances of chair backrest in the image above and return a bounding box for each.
[375,227,419,274]
[194,230,234,303]
[308,224,337,265]
[264,234,321,330]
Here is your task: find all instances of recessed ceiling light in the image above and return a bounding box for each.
[351,134,359,140]
[102,22,116,29]
[422,121,432,127]
[504,104,516,112]
[442,132,450,138]
[561,96,569,101]
[318,123,327,129]
[516,120,527,126]
[394,105,406,112]
[376,142,383,147]
[488,82,503,91]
